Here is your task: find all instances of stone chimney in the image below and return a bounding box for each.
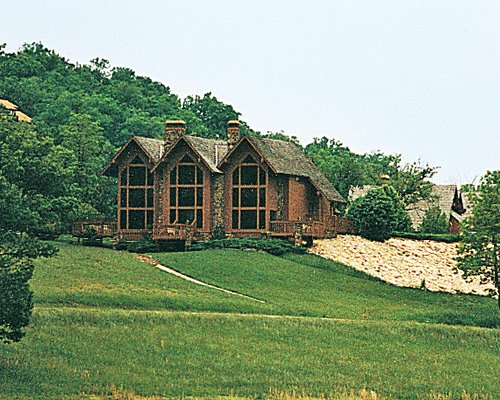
[164,120,186,147]
[227,120,240,146]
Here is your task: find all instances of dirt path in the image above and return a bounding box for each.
[311,235,495,296]
[136,254,265,303]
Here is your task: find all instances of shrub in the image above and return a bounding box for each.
[392,231,460,243]
[189,238,306,256]
[419,206,449,234]
[348,185,412,241]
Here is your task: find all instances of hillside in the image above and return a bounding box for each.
[311,236,495,296]
[1,243,498,399]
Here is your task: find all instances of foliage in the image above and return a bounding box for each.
[392,231,460,243]
[115,237,160,253]
[262,130,302,147]
[189,237,306,256]
[457,171,500,307]
[347,185,411,241]
[0,231,57,343]
[305,137,438,206]
[419,206,449,234]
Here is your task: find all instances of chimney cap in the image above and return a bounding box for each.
[228,120,240,127]
[165,120,186,127]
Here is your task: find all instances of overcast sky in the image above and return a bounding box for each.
[2,1,499,184]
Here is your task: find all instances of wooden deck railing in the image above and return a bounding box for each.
[72,221,117,238]
[324,215,358,234]
[153,223,192,240]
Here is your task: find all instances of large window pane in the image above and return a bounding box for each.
[259,210,266,230]
[147,189,154,208]
[170,209,176,224]
[170,167,177,185]
[178,165,195,184]
[147,171,154,186]
[120,168,128,186]
[196,209,203,229]
[170,188,177,206]
[196,167,203,185]
[241,188,257,207]
[232,169,239,185]
[120,210,127,229]
[196,188,203,207]
[129,166,146,186]
[178,209,194,224]
[259,188,266,207]
[120,189,127,207]
[129,188,146,208]
[147,210,153,229]
[240,210,257,229]
[241,166,258,185]
[129,210,145,229]
[232,188,239,207]
[178,187,195,207]
[232,210,239,230]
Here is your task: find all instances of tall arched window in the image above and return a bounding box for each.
[231,155,267,230]
[168,155,204,228]
[119,156,154,230]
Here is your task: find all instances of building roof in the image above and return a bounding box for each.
[349,183,463,229]
[0,99,32,122]
[104,132,345,203]
[134,136,164,163]
[219,135,345,203]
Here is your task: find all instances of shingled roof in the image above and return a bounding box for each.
[222,136,345,203]
[104,133,345,204]
[349,184,463,230]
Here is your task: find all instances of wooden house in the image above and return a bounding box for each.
[101,120,352,242]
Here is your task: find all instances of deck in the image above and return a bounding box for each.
[73,216,356,242]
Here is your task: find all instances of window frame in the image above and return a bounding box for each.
[231,155,268,231]
[118,156,154,231]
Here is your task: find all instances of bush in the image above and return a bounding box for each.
[115,235,160,253]
[347,185,412,241]
[419,206,449,234]
[392,231,460,243]
[189,238,306,256]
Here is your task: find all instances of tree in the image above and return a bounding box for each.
[457,171,500,308]
[0,231,57,343]
[419,206,449,234]
[347,185,411,241]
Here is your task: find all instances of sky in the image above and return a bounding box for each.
[2,0,499,185]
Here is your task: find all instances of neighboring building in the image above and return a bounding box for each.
[0,99,32,122]
[349,184,466,234]
[102,120,350,242]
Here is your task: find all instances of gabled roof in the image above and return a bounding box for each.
[152,135,228,173]
[102,136,164,176]
[219,135,346,203]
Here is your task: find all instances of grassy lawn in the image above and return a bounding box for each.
[0,243,498,399]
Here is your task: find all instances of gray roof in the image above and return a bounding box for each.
[184,136,228,173]
[349,184,462,229]
[105,133,345,203]
[134,136,164,163]
[245,136,345,203]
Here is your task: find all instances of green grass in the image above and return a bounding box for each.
[0,243,498,399]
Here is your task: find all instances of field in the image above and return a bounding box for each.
[1,243,498,399]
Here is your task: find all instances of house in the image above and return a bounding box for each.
[349,184,466,234]
[0,99,32,122]
[101,120,352,242]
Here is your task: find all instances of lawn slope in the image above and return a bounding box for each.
[0,243,498,400]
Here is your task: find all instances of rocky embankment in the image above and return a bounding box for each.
[311,235,495,296]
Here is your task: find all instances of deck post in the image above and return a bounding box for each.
[294,222,303,246]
